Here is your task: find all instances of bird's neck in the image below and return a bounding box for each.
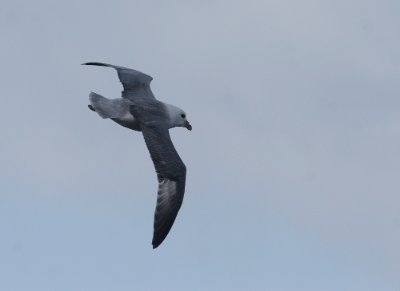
[164,103,180,128]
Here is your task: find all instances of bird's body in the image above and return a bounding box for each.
[83,62,191,248]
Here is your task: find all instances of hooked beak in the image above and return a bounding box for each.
[184,120,192,131]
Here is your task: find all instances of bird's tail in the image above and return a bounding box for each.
[88,92,131,119]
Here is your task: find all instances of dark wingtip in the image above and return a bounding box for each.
[81,62,111,67]
[152,239,161,249]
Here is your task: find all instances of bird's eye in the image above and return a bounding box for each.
[181,114,186,118]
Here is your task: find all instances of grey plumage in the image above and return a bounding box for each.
[140,126,186,248]
[83,62,190,248]
[84,62,155,101]
[89,92,131,119]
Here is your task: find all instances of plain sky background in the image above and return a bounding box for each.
[1,0,399,290]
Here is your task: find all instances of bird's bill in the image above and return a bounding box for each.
[184,120,192,131]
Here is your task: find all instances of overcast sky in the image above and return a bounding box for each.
[1,0,400,290]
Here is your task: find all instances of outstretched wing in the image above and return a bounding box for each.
[82,62,155,101]
[141,125,187,248]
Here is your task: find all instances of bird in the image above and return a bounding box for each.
[82,62,192,248]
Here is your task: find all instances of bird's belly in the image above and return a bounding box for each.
[111,116,141,131]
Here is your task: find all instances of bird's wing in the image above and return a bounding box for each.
[82,62,155,101]
[140,125,187,248]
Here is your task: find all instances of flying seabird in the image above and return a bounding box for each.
[82,62,191,248]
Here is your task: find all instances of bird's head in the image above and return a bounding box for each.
[165,104,192,131]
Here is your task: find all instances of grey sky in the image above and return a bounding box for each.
[1,0,399,290]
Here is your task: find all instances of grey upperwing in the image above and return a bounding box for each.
[130,104,187,248]
[82,62,155,101]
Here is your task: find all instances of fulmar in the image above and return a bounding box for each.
[83,62,191,248]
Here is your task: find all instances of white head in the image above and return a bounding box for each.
[165,104,192,131]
